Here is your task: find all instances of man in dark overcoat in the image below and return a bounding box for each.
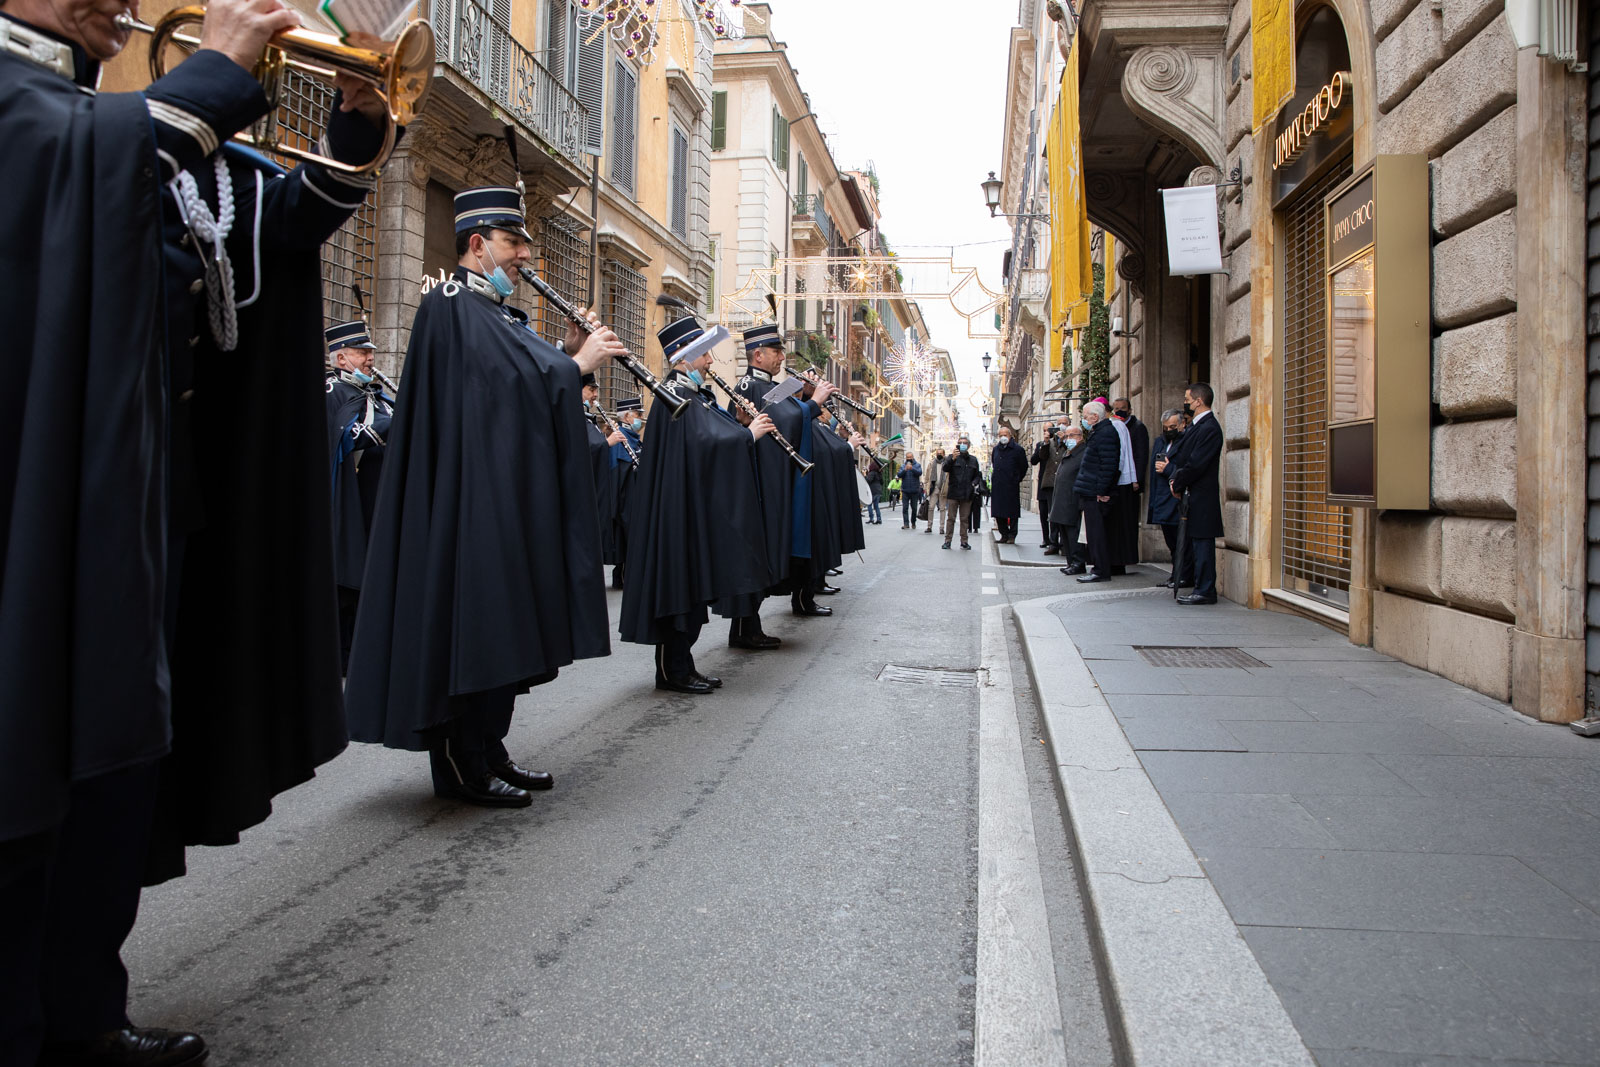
[1163,383,1224,604]
[988,424,1027,543]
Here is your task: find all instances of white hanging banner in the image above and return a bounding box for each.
[1160,185,1225,276]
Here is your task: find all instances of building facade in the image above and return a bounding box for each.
[1027,0,1590,722]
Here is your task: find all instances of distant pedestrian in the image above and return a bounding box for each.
[924,448,947,532]
[971,472,987,534]
[899,453,924,529]
[1050,423,1088,573]
[940,436,981,549]
[863,448,885,525]
[1072,401,1123,583]
[1030,421,1068,550]
[989,426,1026,543]
[888,474,901,506]
[1148,409,1185,588]
[1162,383,1222,605]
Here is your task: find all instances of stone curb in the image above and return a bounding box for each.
[1013,593,1317,1067]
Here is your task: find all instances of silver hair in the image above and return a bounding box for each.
[1161,408,1182,422]
[1082,400,1107,419]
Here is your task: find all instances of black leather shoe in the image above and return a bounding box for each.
[816,584,840,595]
[961,542,973,550]
[656,674,714,694]
[941,541,952,549]
[39,1028,208,1067]
[437,773,533,807]
[490,760,554,791]
[730,633,781,650]
[1042,545,1060,555]
[693,671,723,689]
[1039,542,1052,548]
[1177,594,1218,605]
[1076,572,1110,584]
[1157,579,1178,589]
[792,603,833,616]
[828,568,843,576]
[1060,563,1086,575]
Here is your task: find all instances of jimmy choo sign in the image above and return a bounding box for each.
[1273,71,1351,170]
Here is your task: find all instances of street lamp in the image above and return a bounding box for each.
[981,171,1050,222]
[981,352,992,373]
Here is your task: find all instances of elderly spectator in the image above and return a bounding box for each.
[1162,383,1223,605]
[1112,397,1149,563]
[1072,401,1123,583]
[1050,422,1088,573]
[924,447,946,533]
[1148,409,1185,587]
[989,425,1027,543]
[899,453,924,529]
[1031,420,1068,550]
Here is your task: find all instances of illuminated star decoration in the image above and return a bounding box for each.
[885,339,937,392]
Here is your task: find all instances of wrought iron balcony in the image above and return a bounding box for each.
[792,193,836,250]
[430,0,590,167]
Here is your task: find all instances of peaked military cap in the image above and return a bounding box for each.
[325,320,376,352]
[453,186,532,241]
[742,321,784,354]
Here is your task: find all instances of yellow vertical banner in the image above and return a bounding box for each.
[1252,0,1296,132]
[1048,37,1091,347]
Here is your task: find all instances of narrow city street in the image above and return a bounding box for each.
[123,519,1113,1066]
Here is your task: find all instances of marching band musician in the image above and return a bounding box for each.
[1,0,393,1058]
[618,314,777,694]
[718,323,832,648]
[344,187,626,809]
[609,397,645,589]
[581,372,623,577]
[800,387,866,612]
[325,321,394,674]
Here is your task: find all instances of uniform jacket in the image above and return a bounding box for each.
[1167,411,1223,539]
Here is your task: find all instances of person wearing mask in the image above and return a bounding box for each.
[940,437,982,549]
[610,398,645,589]
[863,442,885,525]
[1049,422,1089,573]
[988,425,1027,543]
[1162,383,1223,604]
[1031,420,1068,551]
[1072,401,1124,582]
[1111,398,1149,566]
[899,453,924,529]
[1148,409,1185,589]
[924,447,946,532]
[971,468,988,535]
[581,373,624,585]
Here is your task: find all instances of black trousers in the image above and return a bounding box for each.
[0,761,161,1063]
[1188,536,1217,599]
[658,617,704,680]
[429,685,518,788]
[337,585,360,675]
[1161,523,1183,582]
[1037,490,1054,542]
[730,598,768,640]
[969,502,983,532]
[1052,515,1085,565]
[1080,495,1114,576]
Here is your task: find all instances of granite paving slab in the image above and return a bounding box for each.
[1295,794,1600,858]
[1138,750,1420,796]
[1155,792,1340,850]
[1108,694,1314,721]
[1118,716,1248,752]
[1220,720,1474,756]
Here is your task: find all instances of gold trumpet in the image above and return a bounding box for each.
[116,6,434,177]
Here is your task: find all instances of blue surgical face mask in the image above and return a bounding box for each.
[1064,438,1077,451]
[957,442,969,452]
[688,369,704,386]
[349,366,374,385]
[476,245,515,298]
[1081,418,1093,432]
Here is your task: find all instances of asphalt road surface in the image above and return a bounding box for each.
[125,515,1111,1066]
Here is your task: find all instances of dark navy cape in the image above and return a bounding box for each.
[586,416,619,566]
[808,422,846,572]
[345,269,610,750]
[327,374,394,590]
[712,371,806,616]
[0,44,169,842]
[618,372,770,645]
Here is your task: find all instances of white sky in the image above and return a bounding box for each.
[753,0,1018,392]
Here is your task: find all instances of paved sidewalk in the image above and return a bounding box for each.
[1017,590,1600,1065]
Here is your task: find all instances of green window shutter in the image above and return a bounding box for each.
[796,299,807,330]
[711,91,727,151]
[771,107,779,162]
[797,156,808,198]
[778,116,791,170]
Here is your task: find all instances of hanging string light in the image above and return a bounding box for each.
[575,0,752,65]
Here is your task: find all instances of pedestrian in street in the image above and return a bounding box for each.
[924,447,946,532]
[888,473,902,506]
[1148,409,1186,589]
[988,424,1027,543]
[1111,397,1149,565]
[1030,420,1068,550]
[1162,383,1223,605]
[971,471,987,534]
[863,448,885,525]
[1051,422,1089,574]
[941,436,981,549]
[899,452,924,529]
[1072,401,1125,583]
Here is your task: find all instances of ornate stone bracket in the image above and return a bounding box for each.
[1121,44,1227,172]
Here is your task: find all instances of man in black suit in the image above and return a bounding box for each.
[1159,382,1223,605]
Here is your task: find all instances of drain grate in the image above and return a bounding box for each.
[877,664,981,688]
[1135,646,1269,669]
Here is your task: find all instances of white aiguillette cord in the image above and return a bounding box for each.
[172,154,239,352]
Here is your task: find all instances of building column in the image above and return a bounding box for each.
[373,145,431,377]
[1512,48,1587,722]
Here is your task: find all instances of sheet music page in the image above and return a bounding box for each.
[318,0,417,40]
[763,376,805,408]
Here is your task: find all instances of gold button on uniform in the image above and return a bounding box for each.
[189,279,204,295]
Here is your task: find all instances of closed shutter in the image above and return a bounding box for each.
[670,124,689,237]
[609,59,637,196]
[710,90,727,150]
[1585,11,1600,711]
[1279,156,1353,605]
[771,108,789,169]
[797,155,808,199]
[575,16,606,157]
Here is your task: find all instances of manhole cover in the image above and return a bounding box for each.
[1135,646,1269,669]
[877,664,980,688]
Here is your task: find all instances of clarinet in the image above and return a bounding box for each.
[589,406,640,468]
[794,367,875,417]
[516,267,690,420]
[703,369,814,476]
[371,366,400,396]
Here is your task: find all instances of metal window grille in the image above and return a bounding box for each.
[533,213,591,346]
[1279,157,1353,604]
[268,68,377,330]
[600,258,646,406]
